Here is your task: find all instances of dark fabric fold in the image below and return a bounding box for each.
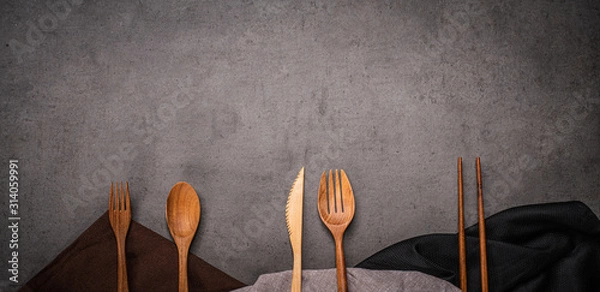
[356,201,600,292]
[20,212,246,292]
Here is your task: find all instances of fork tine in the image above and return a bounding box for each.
[119,182,125,211]
[335,169,343,213]
[116,182,120,210]
[125,181,130,211]
[340,169,354,208]
[328,169,335,213]
[318,171,328,214]
[109,182,114,210]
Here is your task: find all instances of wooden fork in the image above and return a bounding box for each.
[109,182,131,292]
[318,170,355,292]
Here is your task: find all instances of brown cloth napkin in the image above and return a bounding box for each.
[20,212,246,292]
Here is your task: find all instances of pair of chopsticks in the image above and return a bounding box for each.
[457,157,488,292]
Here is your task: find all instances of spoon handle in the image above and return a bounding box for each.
[334,235,347,292]
[178,245,190,292]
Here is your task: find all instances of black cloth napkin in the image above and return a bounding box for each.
[356,201,600,292]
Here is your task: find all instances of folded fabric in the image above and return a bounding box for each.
[20,212,246,292]
[356,201,600,292]
[232,268,460,292]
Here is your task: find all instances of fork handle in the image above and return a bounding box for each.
[334,235,348,292]
[116,238,129,292]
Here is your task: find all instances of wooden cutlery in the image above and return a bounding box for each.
[476,158,489,292]
[166,182,201,292]
[106,164,494,292]
[457,159,467,291]
[457,157,489,292]
[108,182,132,292]
[286,167,305,292]
[318,169,355,292]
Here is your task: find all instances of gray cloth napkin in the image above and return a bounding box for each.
[233,268,460,292]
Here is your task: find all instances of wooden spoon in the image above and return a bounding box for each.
[166,182,201,292]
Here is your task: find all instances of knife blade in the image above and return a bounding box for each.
[286,167,304,292]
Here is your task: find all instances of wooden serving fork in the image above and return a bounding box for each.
[318,170,355,292]
[108,182,132,292]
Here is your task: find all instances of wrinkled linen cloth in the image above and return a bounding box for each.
[232,268,460,292]
[357,201,600,292]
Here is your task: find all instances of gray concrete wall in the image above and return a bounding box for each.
[1,0,599,289]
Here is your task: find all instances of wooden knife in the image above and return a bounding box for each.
[286,167,304,292]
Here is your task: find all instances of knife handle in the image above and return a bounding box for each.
[291,253,302,292]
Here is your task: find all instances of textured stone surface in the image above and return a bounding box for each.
[1,0,599,289]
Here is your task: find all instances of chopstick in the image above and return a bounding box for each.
[457,158,467,291]
[476,157,489,292]
[457,157,489,292]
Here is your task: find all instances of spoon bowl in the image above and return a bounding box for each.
[166,182,201,292]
